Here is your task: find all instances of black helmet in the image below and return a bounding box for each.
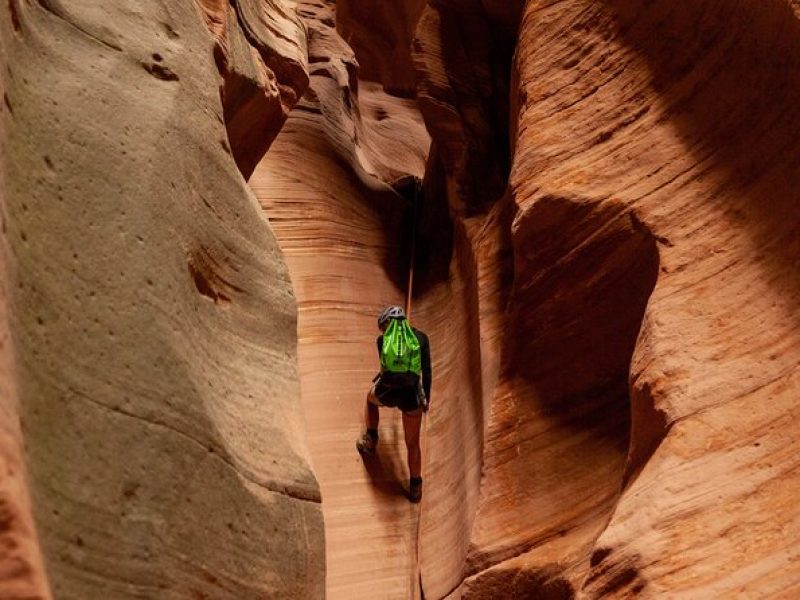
[378,305,406,329]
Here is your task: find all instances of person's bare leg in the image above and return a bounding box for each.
[357,389,381,455]
[402,411,422,478]
[365,389,380,430]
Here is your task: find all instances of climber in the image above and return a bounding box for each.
[356,305,431,503]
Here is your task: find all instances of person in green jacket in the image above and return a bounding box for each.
[356,305,431,503]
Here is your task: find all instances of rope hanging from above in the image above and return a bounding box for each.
[405,179,420,318]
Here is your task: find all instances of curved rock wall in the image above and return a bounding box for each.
[1,1,322,597]
[410,0,800,597]
[252,2,431,597]
[552,1,800,596]
[335,0,425,95]
[0,83,50,598]
[197,0,308,179]
[414,0,800,596]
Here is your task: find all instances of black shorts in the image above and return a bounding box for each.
[370,373,422,415]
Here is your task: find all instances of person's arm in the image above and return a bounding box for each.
[420,332,432,402]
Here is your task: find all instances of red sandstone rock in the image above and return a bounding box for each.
[252,2,429,597]
[0,147,51,600]
[336,0,425,95]
[199,0,309,179]
[3,0,800,597]
[411,0,520,214]
[312,0,800,597]
[414,0,800,597]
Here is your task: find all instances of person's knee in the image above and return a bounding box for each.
[367,388,379,406]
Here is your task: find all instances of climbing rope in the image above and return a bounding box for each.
[405,180,419,318]
[405,178,427,599]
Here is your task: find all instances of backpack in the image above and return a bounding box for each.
[380,319,422,378]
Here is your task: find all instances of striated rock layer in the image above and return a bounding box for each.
[412,0,800,597]
[1,0,322,597]
[547,2,800,596]
[196,0,309,179]
[3,0,799,597]
[331,0,800,597]
[252,2,431,597]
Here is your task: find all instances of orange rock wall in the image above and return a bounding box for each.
[413,0,800,596]
[537,2,800,596]
[197,0,309,179]
[252,3,431,597]
[336,0,425,95]
[411,0,800,597]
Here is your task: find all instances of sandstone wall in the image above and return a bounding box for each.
[0,28,50,589]
[411,0,800,597]
[1,1,323,597]
[335,0,425,95]
[252,2,431,596]
[3,0,799,598]
[412,0,800,597]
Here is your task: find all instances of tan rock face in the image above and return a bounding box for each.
[0,122,51,600]
[1,0,322,598]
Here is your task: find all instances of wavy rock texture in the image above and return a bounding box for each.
[197,0,308,179]
[412,0,800,597]
[396,0,799,597]
[544,2,800,597]
[335,0,425,95]
[252,2,431,597]
[1,0,322,598]
[412,0,518,216]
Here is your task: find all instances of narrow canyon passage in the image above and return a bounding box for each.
[252,141,424,597]
[248,7,433,589]
[251,108,491,600]
[249,3,653,598]
[4,0,800,598]
[248,16,493,596]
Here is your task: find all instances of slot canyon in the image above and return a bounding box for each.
[1,0,799,598]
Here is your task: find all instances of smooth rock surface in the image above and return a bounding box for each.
[1,0,323,597]
[0,40,51,592]
[423,0,800,597]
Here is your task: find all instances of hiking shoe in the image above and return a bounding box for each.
[409,478,423,503]
[356,431,377,455]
